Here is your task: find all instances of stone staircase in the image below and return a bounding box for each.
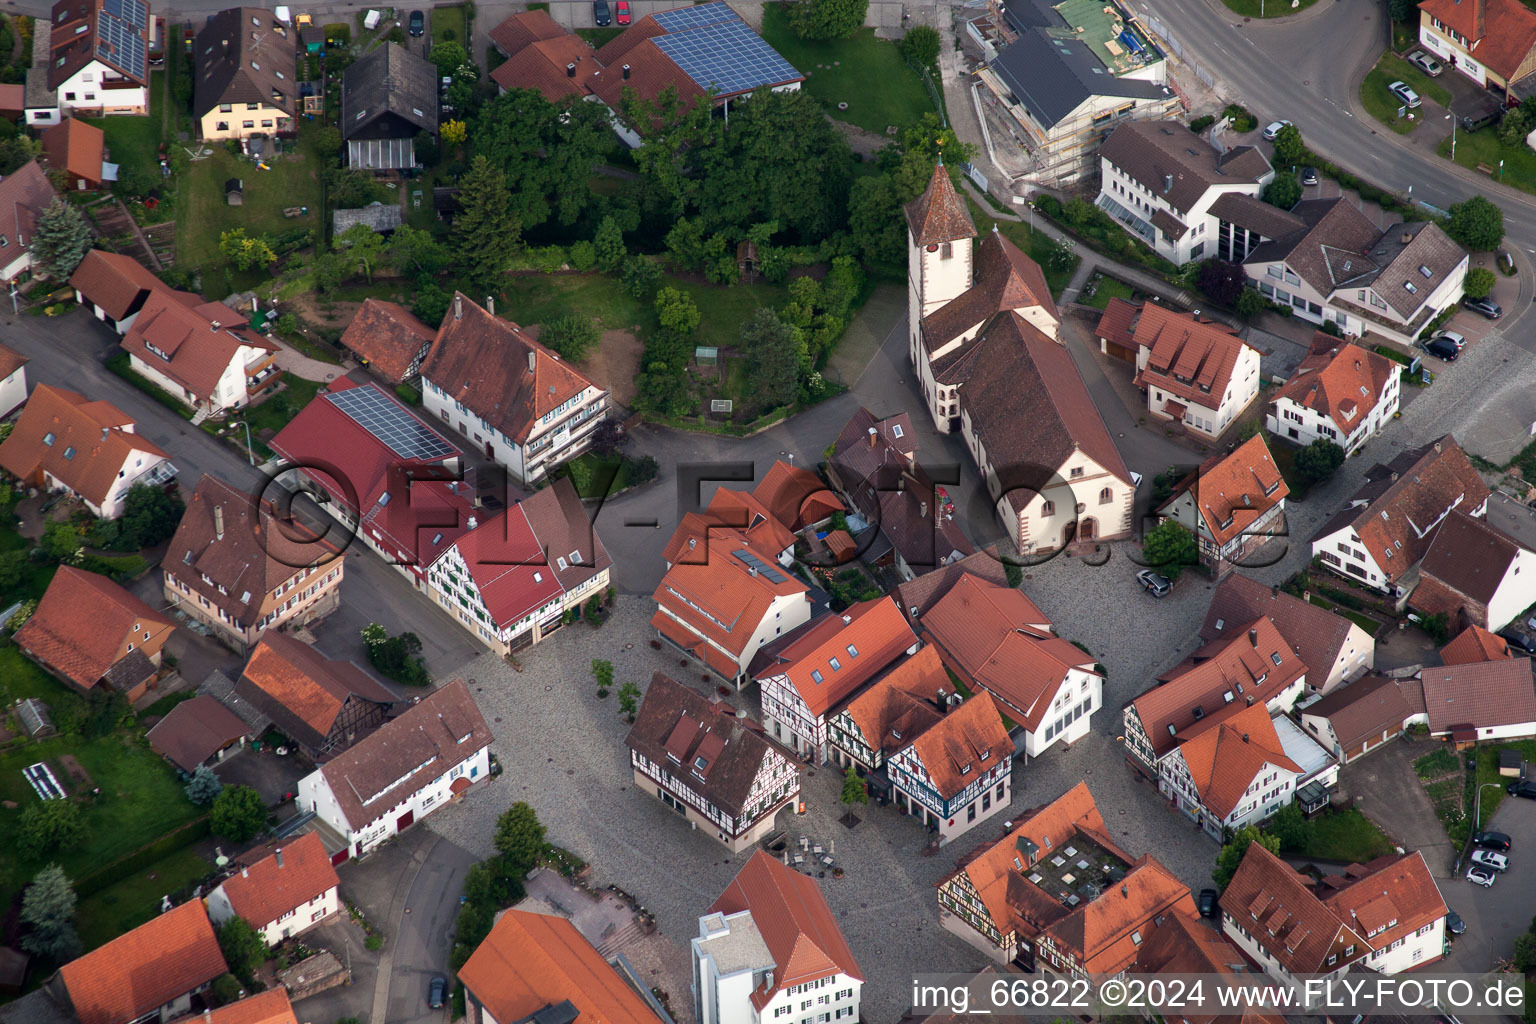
[593,918,644,960]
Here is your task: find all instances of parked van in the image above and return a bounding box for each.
[1462,105,1503,132]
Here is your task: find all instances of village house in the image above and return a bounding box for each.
[1298,674,1427,764]
[195,990,299,1024]
[337,298,437,385]
[625,672,800,852]
[192,8,297,141]
[754,596,919,759]
[892,549,1012,625]
[1417,0,1536,102]
[163,474,344,652]
[0,161,58,280]
[1309,435,1490,598]
[341,42,438,171]
[297,679,491,864]
[460,909,670,1024]
[51,900,227,1024]
[826,644,948,777]
[1267,336,1401,455]
[826,406,971,580]
[1241,198,1467,348]
[146,694,250,774]
[1129,912,1284,1024]
[693,851,863,1024]
[420,293,608,485]
[120,289,280,417]
[42,117,107,190]
[29,0,154,125]
[205,832,341,945]
[1221,844,1447,992]
[937,782,1196,974]
[15,565,175,702]
[1156,435,1289,577]
[922,573,1099,759]
[233,633,397,758]
[1410,510,1536,632]
[425,478,612,655]
[0,383,177,518]
[1440,623,1515,665]
[0,342,26,418]
[1201,573,1375,693]
[906,166,1134,553]
[1124,615,1308,778]
[1094,119,1277,265]
[886,689,1013,842]
[70,249,167,334]
[1420,657,1536,745]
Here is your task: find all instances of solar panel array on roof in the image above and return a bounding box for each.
[325,385,458,462]
[97,0,149,81]
[731,547,788,583]
[648,1,801,97]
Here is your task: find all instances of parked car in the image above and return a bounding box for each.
[1497,627,1536,654]
[428,976,446,1009]
[1466,865,1497,887]
[1136,569,1171,598]
[408,10,424,35]
[616,0,631,24]
[1389,81,1422,108]
[1198,888,1218,918]
[1462,107,1503,132]
[1474,830,1513,851]
[1422,337,1459,361]
[1471,849,1509,871]
[1464,296,1503,319]
[593,0,612,25]
[1262,119,1292,141]
[1508,779,1536,799]
[1299,166,1319,186]
[1408,50,1444,75]
[1446,910,1466,936]
[1435,330,1467,350]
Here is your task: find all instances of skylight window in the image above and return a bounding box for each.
[892,423,904,438]
[63,447,75,460]
[846,644,859,658]
[533,571,543,583]
[829,657,841,671]
[43,433,55,446]
[1403,281,1417,294]
[1271,652,1282,666]
[811,670,824,683]
[557,557,568,570]
[569,550,581,562]
[1419,265,1433,279]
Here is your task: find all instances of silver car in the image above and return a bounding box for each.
[1435,330,1467,350]
[1389,81,1422,108]
[1262,119,1292,141]
[1408,50,1444,76]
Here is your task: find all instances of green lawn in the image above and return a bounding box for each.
[1361,66,1424,135]
[1280,808,1396,863]
[1438,129,1533,195]
[552,451,632,498]
[431,4,467,46]
[76,847,213,951]
[759,3,934,135]
[236,376,325,450]
[1219,0,1319,14]
[1376,52,1452,106]
[1307,594,1379,634]
[1473,740,1536,831]
[85,113,163,183]
[576,27,624,48]
[966,198,1078,298]
[1081,274,1136,311]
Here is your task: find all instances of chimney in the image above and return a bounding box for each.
[1434,441,1442,453]
[241,866,248,878]
[842,613,852,625]
[275,847,283,868]
[467,514,478,530]
[623,63,631,79]
[527,350,537,373]
[566,62,576,77]
[210,320,222,332]
[1354,360,1361,371]
[1242,733,1250,743]
[486,296,495,316]
[748,565,758,577]
[1271,584,1280,598]
[868,426,877,448]
[454,294,463,320]
[920,501,928,518]
[1401,229,1413,245]
[1248,628,1258,648]
[1121,885,1129,899]
[1162,174,1173,193]
[1390,471,1399,481]
[214,506,224,540]
[688,537,697,549]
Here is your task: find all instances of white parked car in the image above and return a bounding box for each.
[1262,120,1293,141]
[1466,865,1496,887]
[1389,81,1422,108]
[1470,849,1508,871]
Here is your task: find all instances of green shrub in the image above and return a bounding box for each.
[1189,114,1216,133]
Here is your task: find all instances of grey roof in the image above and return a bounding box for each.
[1361,221,1467,319]
[988,31,1169,130]
[1208,191,1306,239]
[333,203,403,234]
[1099,121,1273,215]
[17,697,53,737]
[1243,197,1386,297]
[341,42,438,141]
[197,667,273,735]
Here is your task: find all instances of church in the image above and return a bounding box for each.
[904,165,1135,555]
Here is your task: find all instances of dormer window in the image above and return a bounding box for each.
[960,763,971,774]
[980,748,990,760]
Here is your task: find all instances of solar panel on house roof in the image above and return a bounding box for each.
[649,3,800,97]
[731,547,788,583]
[103,0,148,31]
[97,0,149,81]
[326,385,458,462]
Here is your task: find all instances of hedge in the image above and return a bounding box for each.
[75,816,212,898]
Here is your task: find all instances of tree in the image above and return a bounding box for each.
[1235,287,1266,318]
[622,255,662,299]
[219,228,277,271]
[493,802,546,873]
[452,155,522,290]
[1514,932,1536,972]
[1196,258,1248,307]
[1446,195,1505,251]
[617,681,641,722]
[216,917,270,985]
[387,226,449,276]
[1294,438,1346,484]
[111,483,184,551]
[20,800,86,857]
[1499,105,1534,149]
[1266,802,1307,851]
[840,766,868,804]
[654,287,701,337]
[412,278,452,326]
[210,785,266,842]
[1213,825,1280,888]
[593,215,626,272]
[1463,266,1497,300]
[790,0,868,40]
[313,125,343,159]
[362,624,430,685]
[20,864,81,960]
[1261,175,1301,210]
[589,418,626,457]
[333,222,386,283]
[441,118,467,147]
[185,764,223,806]
[591,658,614,689]
[1141,520,1199,578]
[475,88,615,230]
[898,24,941,67]
[846,175,907,268]
[0,549,26,591]
[29,199,92,280]
[1271,124,1305,169]
[40,521,80,563]
[540,314,600,361]
[0,134,40,176]
[430,40,472,76]
[1388,0,1413,18]
[741,307,803,411]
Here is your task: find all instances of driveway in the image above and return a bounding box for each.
[1444,795,1536,972]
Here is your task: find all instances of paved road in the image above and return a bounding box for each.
[384,835,478,1024]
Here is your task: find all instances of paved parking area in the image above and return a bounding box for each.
[1444,795,1536,972]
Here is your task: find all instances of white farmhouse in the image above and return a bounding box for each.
[204,832,340,945]
[1268,337,1401,455]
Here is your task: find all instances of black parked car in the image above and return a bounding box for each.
[428,976,447,1009]
[1508,779,1536,799]
[1446,911,1467,936]
[1498,627,1536,655]
[1423,336,1459,361]
[1198,888,1219,918]
[408,10,424,35]
[593,0,612,24]
[1474,830,1512,851]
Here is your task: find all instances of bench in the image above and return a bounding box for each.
[1477,162,1496,175]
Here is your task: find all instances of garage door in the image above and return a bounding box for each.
[397,810,414,831]
[331,847,350,866]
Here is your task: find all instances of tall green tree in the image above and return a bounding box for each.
[1140,520,1199,578]
[1446,195,1505,251]
[29,199,92,280]
[451,155,522,291]
[840,766,868,804]
[1271,124,1305,169]
[216,917,270,985]
[1213,826,1280,889]
[185,764,223,806]
[474,89,614,229]
[493,802,546,873]
[790,0,869,40]
[741,307,804,411]
[210,785,267,842]
[899,24,941,66]
[1261,175,1301,210]
[1463,266,1496,300]
[116,483,185,550]
[20,864,81,960]
[541,314,600,361]
[333,222,387,283]
[20,800,86,858]
[593,215,626,272]
[1294,438,1345,484]
[387,226,450,276]
[430,40,473,77]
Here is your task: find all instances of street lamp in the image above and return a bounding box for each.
[232,420,255,466]
[1446,107,1458,162]
[1475,781,1503,830]
[779,450,795,467]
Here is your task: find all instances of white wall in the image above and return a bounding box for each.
[300,745,490,857]
[0,364,25,418]
[1486,547,1536,631]
[57,62,147,115]
[1019,667,1100,758]
[1268,370,1400,456]
[424,378,607,485]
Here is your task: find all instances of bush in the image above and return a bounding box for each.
[1294,438,1345,484]
[1189,114,1216,133]
[1141,520,1199,579]
[1446,195,1504,251]
[568,240,597,272]
[217,917,270,985]
[898,24,941,67]
[360,623,431,686]
[541,314,600,361]
[210,785,266,842]
[1463,266,1496,300]
[1223,104,1257,133]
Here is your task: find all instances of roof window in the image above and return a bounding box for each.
[829,657,842,671]
[892,423,904,438]
[1419,265,1433,279]
[811,669,824,683]
[43,432,55,446]
[846,644,859,658]
[63,447,75,460]
[557,556,568,570]
[1271,652,1282,665]
[533,571,542,583]
[1404,281,1417,294]
[569,550,581,562]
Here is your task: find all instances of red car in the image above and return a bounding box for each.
[616,1,631,24]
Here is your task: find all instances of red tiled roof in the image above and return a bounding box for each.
[1420,658,1536,733]
[1218,842,1367,976]
[42,118,104,183]
[49,0,151,89]
[709,851,863,1010]
[920,230,1058,347]
[1131,303,1257,412]
[904,163,976,247]
[753,597,916,717]
[488,9,570,55]
[0,161,57,260]
[1201,573,1370,694]
[906,689,1011,799]
[0,83,24,116]
[1043,856,1197,976]
[0,383,171,507]
[1162,434,1288,547]
[491,34,601,103]
[147,694,250,773]
[1174,702,1300,820]
[199,989,299,1024]
[235,632,396,754]
[459,909,667,1024]
[1321,851,1447,958]
[652,607,742,678]
[59,900,227,1024]
[1418,0,1536,79]
[1440,624,1514,665]
[451,505,568,628]
[753,461,842,532]
[1131,916,1282,1024]
[654,528,808,661]
[1271,341,1397,438]
[70,249,164,321]
[15,565,174,692]
[1094,296,1139,354]
[841,645,947,759]
[1418,510,1527,608]
[339,299,436,384]
[121,288,276,404]
[216,832,339,930]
